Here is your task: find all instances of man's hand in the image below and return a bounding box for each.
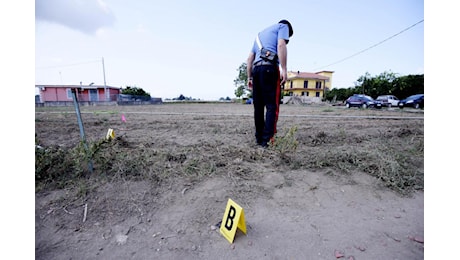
[248,78,253,91]
[247,52,255,91]
[280,71,287,86]
[277,39,288,86]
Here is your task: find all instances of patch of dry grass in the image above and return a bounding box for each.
[35,104,424,197]
[36,125,423,196]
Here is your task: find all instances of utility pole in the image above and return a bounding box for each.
[102,57,107,101]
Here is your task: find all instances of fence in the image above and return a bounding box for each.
[35,94,163,107]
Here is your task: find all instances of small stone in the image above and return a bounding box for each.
[116,234,128,245]
[335,250,345,258]
[409,235,424,243]
[354,245,366,251]
[414,236,424,243]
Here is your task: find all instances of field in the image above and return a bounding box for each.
[35,102,424,259]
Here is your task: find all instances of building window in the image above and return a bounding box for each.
[89,89,99,101]
[316,92,320,97]
[304,81,308,88]
[315,81,322,89]
[66,88,72,99]
[290,81,293,88]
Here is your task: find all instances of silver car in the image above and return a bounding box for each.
[376,95,400,107]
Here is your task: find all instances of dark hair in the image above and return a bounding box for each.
[279,19,293,37]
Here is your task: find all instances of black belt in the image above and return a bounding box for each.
[254,60,276,66]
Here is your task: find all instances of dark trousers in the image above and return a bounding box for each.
[252,64,281,145]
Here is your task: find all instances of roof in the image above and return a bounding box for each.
[288,71,329,80]
[35,84,120,90]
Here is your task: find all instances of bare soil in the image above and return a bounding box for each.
[35,102,424,259]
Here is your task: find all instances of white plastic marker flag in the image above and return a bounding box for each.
[219,198,247,243]
[106,128,115,140]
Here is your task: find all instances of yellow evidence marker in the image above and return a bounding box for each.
[219,198,247,243]
[106,128,115,140]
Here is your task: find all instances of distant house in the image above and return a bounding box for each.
[35,84,121,103]
[283,71,334,98]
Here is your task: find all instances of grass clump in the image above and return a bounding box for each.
[270,125,299,162]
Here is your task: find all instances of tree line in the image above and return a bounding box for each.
[122,67,424,102]
[324,71,423,102]
[233,63,423,101]
[121,86,151,97]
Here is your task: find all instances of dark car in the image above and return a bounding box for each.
[345,94,382,109]
[398,94,424,109]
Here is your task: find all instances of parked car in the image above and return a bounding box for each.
[398,94,424,109]
[345,94,382,109]
[376,95,400,107]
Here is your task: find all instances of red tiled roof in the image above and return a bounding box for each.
[288,71,329,80]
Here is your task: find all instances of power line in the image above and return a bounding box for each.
[36,59,100,70]
[313,19,424,71]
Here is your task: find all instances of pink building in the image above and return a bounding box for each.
[36,84,121,103]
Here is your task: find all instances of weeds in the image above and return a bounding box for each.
[270,125,299,160]
[35,116,423,197]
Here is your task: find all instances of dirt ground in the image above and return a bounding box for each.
[35,102,424,259]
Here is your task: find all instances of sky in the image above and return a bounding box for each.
[34,0,425,101]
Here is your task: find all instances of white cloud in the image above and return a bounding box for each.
[35,0,116,35]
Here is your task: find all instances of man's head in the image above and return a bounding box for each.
[279,20,293,37]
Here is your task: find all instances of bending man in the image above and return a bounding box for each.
[247,20,293,147]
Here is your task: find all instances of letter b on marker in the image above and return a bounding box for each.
[224,205,236,230]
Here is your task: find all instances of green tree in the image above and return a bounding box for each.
[324,87,352,102]
[355,71,398,98]
[355,72,373,96]
[324,71,424,102]
[393,74,424,98]
[375,71,398,95]
[121,86,150,97]
[234,63,251,98]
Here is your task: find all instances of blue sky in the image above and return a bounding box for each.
[34,0,424,100]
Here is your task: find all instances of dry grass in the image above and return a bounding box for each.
[35,103,424,197]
